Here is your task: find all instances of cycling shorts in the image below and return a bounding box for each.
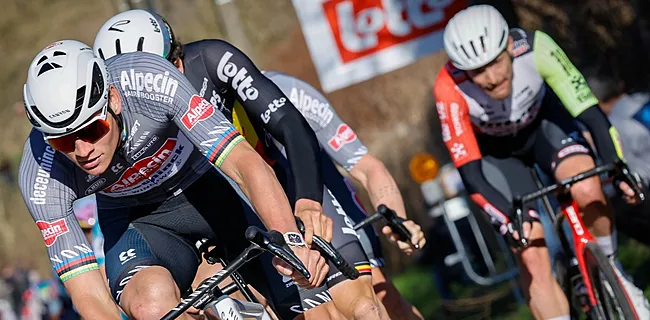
[100,168,274,304]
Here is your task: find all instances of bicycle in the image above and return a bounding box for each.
[511,160,645,320]
[162,219,363,319]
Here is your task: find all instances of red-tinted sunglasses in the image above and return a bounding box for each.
[47,118,111,153]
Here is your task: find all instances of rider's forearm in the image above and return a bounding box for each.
[576,105,625,163]
[64,271,122,320]
[223,146,299,234]
[349,154,408,219]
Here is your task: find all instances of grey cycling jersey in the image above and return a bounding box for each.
[263,72,368,171]
[18,52,246,282]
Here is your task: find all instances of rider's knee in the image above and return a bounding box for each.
[122,267,180,319]
[571,179,606,206]
[519,247,553,282]
[350,295,382,320]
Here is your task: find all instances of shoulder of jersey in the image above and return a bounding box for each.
[435,62,467,89]
[510,28,535,58]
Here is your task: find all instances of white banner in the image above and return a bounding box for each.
[291,0,467,92]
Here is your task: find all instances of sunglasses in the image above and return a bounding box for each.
[47,117,111,153]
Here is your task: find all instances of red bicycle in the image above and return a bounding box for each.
[511,160,645,319]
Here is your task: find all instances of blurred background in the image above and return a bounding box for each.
[2,0,650,319]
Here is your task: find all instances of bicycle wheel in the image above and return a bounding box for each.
[582,242,637,319]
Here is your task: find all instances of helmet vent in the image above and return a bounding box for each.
[498,30,506,48]
[469,41,478,56]
[38,62,62,76]
[97,49,106,60]
[115,39,122,55]
[53,51,66,57]
[460,45,471,60]
[37,56,48,65]
[137,37,145,51]
[88,62,104,108]
[76,86,87,110]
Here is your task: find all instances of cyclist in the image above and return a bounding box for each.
[434,4,650,320]
[19,40,331,320]
[264,71,426,320]
[93,9,392,320]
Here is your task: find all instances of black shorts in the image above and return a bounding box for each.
[253,151,375,318]
[99,168,273,304]
[477,91,593,225]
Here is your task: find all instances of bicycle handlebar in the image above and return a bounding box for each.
[295,218,360,280]
[511,160,645,249]
[353,204,416,249]
[161,226,310,320]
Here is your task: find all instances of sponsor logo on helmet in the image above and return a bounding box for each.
[260,97,286,124]
[328,124,357,151]
[47,109,71,119]
[37,218,69,247]
[149,17,161,33]
[288,87,333,128]
[30,145,55,205]
[109,20,130,32]
[216,51,259,101]
[120,69,178,103]
[45,41,64,49]
[85,178,107,195]
[181,95,215,130]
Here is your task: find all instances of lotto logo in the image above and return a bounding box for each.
[322,0,465,63]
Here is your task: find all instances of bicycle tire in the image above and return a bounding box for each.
[582,242,637,320]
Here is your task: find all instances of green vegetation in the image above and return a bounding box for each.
[393,237,650,319]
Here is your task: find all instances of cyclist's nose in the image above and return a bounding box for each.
[74,139,95,157]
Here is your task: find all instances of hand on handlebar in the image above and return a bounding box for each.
[294,199,334,245]
[381,220,426,255]
[272,246,329,289]
[617,180,640,205]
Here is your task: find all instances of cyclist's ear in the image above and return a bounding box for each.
[108,85,122,115]
[506,35,514,56]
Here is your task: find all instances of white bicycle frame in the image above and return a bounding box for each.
[203,295,272,320]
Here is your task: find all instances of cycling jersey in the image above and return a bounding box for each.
[19,51,256,283]
[434,28,625,226]
[180,40,323,204]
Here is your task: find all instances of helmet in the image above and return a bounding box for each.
[93,9,174,60]
[443,5,510,70]
[23,40,109,138]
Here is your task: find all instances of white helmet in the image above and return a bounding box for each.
[93,9,174,60]
[24,40,109,138]
[443,5,510,70]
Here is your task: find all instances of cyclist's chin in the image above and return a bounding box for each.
[485,82,512,100]
[77,155,110,176]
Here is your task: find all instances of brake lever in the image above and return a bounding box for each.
[377,205,417,249]
[245,227,311,280]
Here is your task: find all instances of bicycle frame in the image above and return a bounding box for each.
[558,200,599,307]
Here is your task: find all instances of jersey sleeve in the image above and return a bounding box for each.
[533,31,625,162]
[533,30,599,117]
[434,67,512,232]
[18,131,97,282]
[265,71,368,171]
[201,42,324,203]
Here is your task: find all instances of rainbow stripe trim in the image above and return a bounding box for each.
[206,127,245,167]
[54,252,99,282]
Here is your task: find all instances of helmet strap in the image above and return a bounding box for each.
[107,106,125,149]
